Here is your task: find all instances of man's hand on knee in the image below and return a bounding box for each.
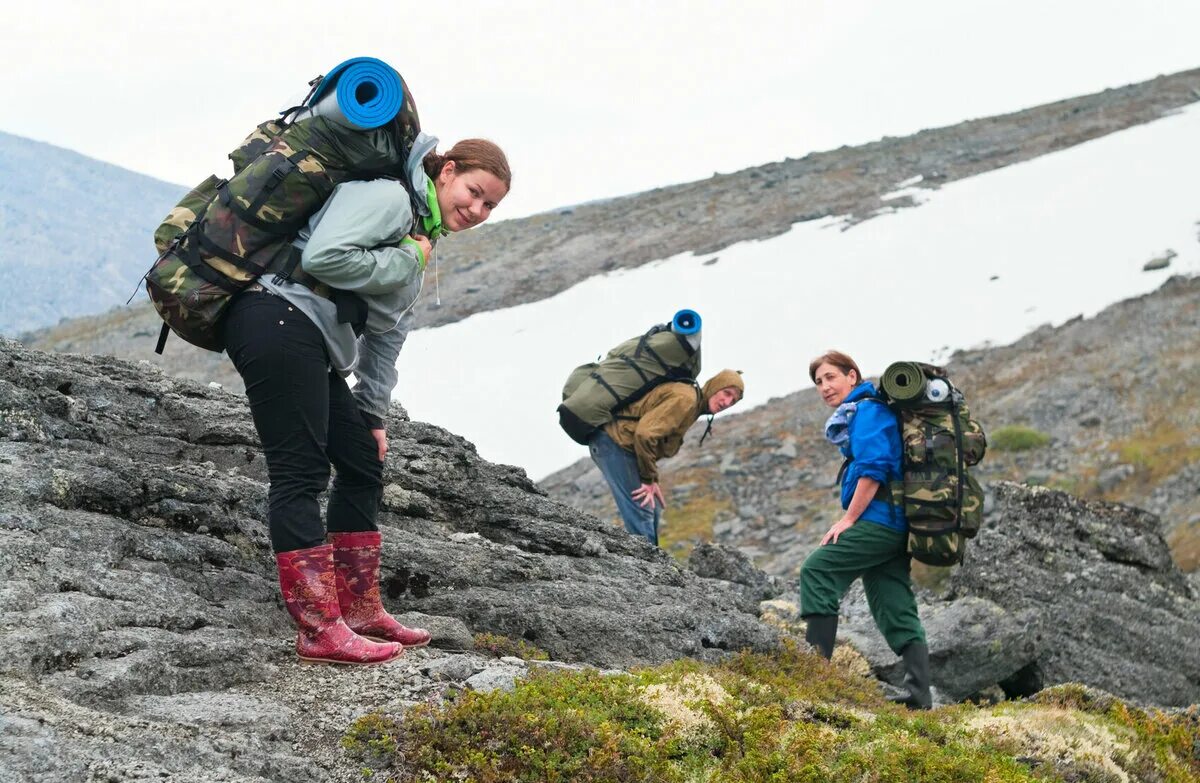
[631,482,665,510]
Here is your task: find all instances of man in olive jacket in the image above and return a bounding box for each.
[589,369,744,545]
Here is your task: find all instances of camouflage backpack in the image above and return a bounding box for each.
[143,65,422,354]
[558,313,702,444]
[873,362,988,567]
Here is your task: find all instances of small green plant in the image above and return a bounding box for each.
[342,713,400,760]
[400,667,675,782]
[989,425,1051,452]
[472,632,550,661]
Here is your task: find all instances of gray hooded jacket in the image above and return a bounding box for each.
[259,132,439,428]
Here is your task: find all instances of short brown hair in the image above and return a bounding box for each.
[423,138,512,190]
[808,350,862,385]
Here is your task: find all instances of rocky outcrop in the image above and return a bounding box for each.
[0,338,777,780]
[1,339,1196,780]
[950,481,1200,706]
[687,541,783,603]
[0,642,613,783]
[839,481,1200,708]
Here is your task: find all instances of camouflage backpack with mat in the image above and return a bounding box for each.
[143,64,422,354]
[873,361,987,566]
[558,311,703,444]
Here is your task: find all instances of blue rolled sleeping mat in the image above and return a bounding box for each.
[307,56,407,130]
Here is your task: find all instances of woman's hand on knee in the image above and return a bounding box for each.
[821,516,856,546]
[370,428,388,462]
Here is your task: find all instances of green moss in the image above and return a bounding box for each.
[1030,684,1200,782]
[472,632,550,661]
[342,713,401,761]
[1112,422,1200,488]
[829,708,1042,783]
[1168,519,1200,572]
[340,651,1198,783]
[989,425,1052,452]
[338,641,1200,781]
[660,490,729,562]
[396,668,677,782]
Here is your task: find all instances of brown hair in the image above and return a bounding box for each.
[808,350,862,385]
[423,138,512,190]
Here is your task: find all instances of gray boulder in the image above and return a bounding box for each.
[841,594,1044,702]
[950,481,1200,707]
[687,541,783,604]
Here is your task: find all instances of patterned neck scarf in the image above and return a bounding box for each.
[824,401,858,447]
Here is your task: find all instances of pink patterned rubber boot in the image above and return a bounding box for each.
[275,544,404,665]
[330,531,432,648]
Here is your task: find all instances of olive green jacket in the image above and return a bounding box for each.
[603,382,703,483]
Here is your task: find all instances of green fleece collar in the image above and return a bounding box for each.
[422,179,447,238]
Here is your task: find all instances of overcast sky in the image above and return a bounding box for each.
[4,1,1199,218]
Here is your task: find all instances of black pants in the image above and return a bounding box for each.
[223,291,383,553]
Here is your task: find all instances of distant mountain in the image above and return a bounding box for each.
[0,131,184,336]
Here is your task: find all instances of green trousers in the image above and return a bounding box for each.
[799,521,926,655]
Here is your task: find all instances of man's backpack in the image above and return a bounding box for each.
[143,58,421,355]
[558,311,702,444]
[875,362,987,566]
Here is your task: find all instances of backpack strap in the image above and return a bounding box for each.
[263,247,368,335]
[217,152,326,238]
[590,371,623,406]
[951,396,966,527]
[155,323,171,355]
[618,354,653,385]
[692,382,720,446]
[836,394,905,512]
[636,332,674,376]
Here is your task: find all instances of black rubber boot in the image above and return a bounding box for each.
[804,614,838,660]
[889,641,933,710]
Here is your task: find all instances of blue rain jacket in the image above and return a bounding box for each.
[839,382,906,531]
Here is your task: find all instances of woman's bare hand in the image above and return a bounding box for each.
[820,517,855,546]
[410,234,433,263]
[370,428,388,462]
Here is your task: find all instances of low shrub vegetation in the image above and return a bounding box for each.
[660,491,729,562]
[989,425,1052,452]
[472,632,549,661]
[341,645,1199,781]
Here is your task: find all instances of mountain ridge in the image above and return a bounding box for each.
[20,66,1200,394]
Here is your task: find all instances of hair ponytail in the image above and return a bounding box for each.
[423,139,511,189]
[422,151,448,179]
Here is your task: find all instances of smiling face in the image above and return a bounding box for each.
[813,362,859,408]
[707,387,742,415]
[435,161,508,232]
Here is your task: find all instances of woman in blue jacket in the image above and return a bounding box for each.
[799,350,931,709]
